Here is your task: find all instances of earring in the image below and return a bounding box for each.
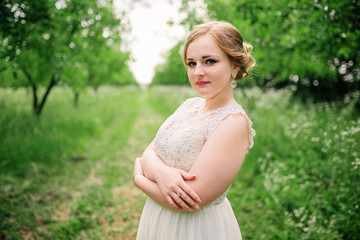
[230,76,237,88]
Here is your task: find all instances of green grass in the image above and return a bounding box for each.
[0,86,359,239]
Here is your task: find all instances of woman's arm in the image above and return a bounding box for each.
[138,112,250,210]
[141,141,168,181]
[133,158,199,212]
[139,142,202,210]
[140,113,250,210]
[186,113,250,207]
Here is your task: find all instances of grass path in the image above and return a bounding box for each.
[92,91,165,239]
[42,91,164,239]
[1,88,169,239]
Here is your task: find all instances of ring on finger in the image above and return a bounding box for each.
[177,191,183,197]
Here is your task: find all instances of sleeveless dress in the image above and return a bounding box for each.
[136,97,255,240]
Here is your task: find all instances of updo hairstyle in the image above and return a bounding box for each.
[183,21,255,81]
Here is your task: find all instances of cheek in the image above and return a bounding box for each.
[210,64,231,78]
[187,69,194,80]
[206,68,221,78]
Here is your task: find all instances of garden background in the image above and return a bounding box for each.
[1,0,359,239]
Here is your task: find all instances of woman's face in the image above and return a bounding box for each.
[186,33,238,98]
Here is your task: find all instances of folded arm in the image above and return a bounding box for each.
[186,114,249,207]
[134,142,201,212]
[136,113,250,210]
[133,169,192,212]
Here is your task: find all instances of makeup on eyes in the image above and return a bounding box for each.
[186,56,219,67]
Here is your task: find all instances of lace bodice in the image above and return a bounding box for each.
[154,97,255,206]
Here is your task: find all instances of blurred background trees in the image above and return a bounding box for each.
[153,0,360,103]
[1,0,359,113]
[0,0,136,115]
[151,41,188,86]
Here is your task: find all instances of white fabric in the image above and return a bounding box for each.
[136,97,255,240]
[137,198,242,240]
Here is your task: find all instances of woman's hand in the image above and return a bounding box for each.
[133,157,144,183]
[154,164,202,212]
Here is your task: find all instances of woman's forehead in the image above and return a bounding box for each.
[187,34,224,58]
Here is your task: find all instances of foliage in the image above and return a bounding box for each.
[151,41,189,86]
[0,86,359,239]
[0,0,136,114]
[232,88,360,239]
[0,86,142,239]
[177,0,360,101]
[62,45,136,107]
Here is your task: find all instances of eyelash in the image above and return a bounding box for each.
[206,59,217,64]
[187,59,217,67]
[187,62,196,67]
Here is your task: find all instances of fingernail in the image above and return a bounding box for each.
[194,204,200,210]
[188,208,193,212]
[197,198,201,203]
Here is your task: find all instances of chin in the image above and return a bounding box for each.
[195,90,212,98]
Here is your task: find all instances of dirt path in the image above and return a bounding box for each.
[103,93,165,239]
[36,92,165,240]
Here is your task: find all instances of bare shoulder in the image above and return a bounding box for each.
[208,112,250,149]
[217,112,249,135]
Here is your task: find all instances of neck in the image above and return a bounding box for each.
[201,87,237,113]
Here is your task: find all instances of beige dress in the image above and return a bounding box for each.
[136,97,255,240]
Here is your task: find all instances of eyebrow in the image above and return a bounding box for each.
[186,55,220,61]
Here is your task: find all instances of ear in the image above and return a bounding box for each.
[232,63,240,76]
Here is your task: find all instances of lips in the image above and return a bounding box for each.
[196,81,210,86]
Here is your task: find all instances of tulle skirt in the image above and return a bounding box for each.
[136,197,242,240]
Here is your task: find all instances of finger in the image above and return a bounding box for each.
[172,191,193,212]
[180,182,201,203]
[166,196,181,210]
[134,158,141,167]
[179,170,196,180]
[135,157,142,164]
[177,191,200,210]
[134,159,143,173]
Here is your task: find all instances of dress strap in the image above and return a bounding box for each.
[205,105,255,151]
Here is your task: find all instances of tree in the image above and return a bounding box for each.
[151,41,188,86]
[0,0,134,115]
[179,0,360,101]
[62,42,136,107]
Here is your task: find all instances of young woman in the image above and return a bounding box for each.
[133,21,255,240]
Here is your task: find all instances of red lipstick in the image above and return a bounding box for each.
[196,81,210,86]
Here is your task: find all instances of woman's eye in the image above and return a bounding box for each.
[205,59,217,64]
[187,62,196,67]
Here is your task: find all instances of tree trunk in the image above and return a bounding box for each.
[35,75,57,116]
[31,83,38,111]
[87,71,94,85]
[22,67,39,112]
[74,90,79,108]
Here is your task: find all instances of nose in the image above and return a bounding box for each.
[194,64,205,77]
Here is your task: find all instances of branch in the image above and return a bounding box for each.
[21,67,38,110]
[36,74,58,115]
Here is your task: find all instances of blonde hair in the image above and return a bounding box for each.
[183,21,255,81]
